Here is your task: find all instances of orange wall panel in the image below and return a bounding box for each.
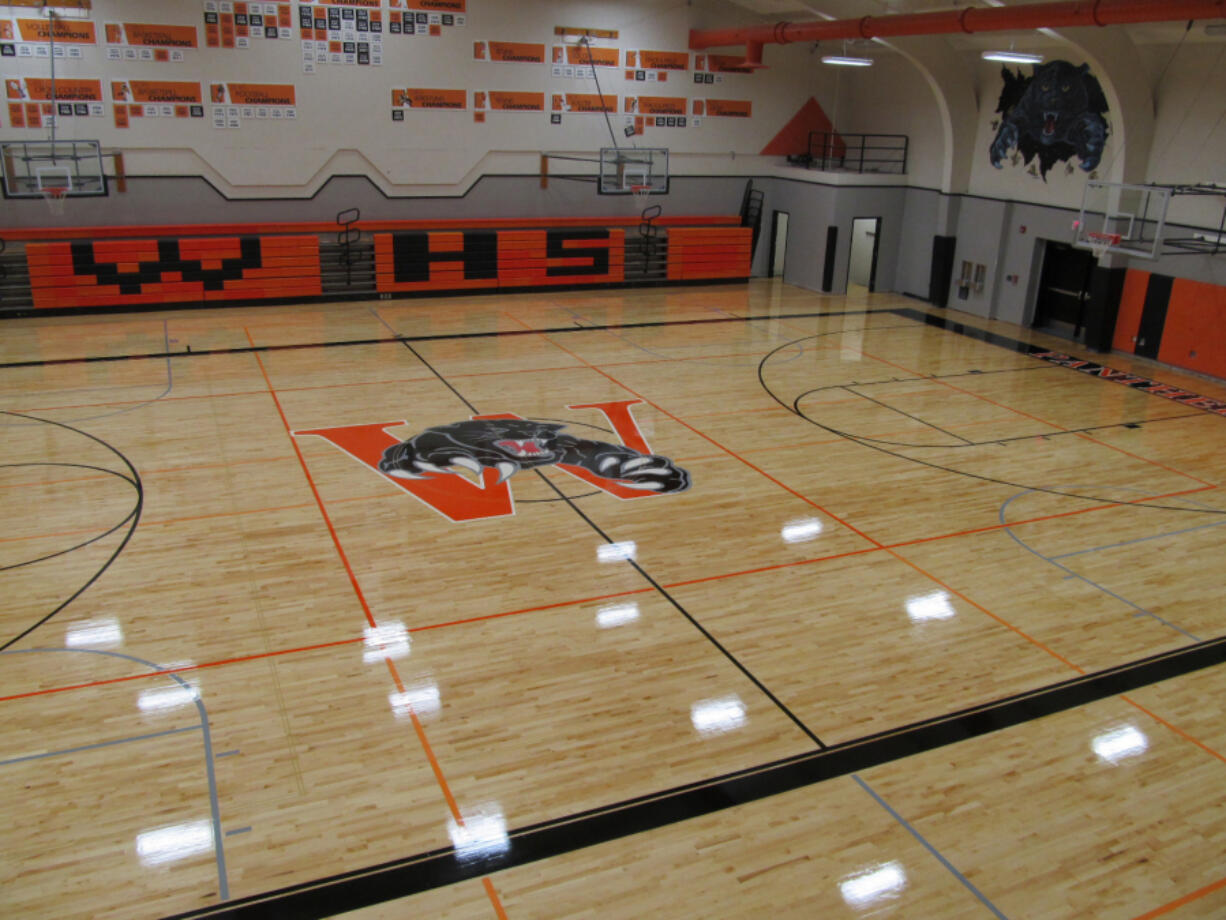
[1156,277,1226,379]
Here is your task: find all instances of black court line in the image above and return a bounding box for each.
[395,338,826,749]
[842,384,975,445]
[164,633,1226,919]
[0,308,881,369]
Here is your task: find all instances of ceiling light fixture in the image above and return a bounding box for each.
[821,55,874,66]
[981,50,1044,64]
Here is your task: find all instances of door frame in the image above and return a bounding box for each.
[847,216,881,292]
[768,209,790,279]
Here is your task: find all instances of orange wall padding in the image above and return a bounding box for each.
[666,227,753,280]
[760,97,843,157]
[373,228,627,293]
[26,235,322,309]
[1112,267,1150,353]
[1157,277,1226,379]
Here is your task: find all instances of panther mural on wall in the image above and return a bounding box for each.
[989,60,1110,180]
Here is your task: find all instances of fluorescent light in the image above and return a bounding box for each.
[691,695,747,735]
[596,602,640,629]
[136,821,213,866]
[389,681,441,719]
[597,541,636,563]
[448,811,510,862]
[982,50,1044,64]
[821,55,873,67]
[781,518,823,544]
[1092,725,1148,764]
[840,861,907,908]
[363,621,410,664]
[905,590,956,622]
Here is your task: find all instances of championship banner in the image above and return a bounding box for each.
[15,17,96,43]
[392,0,466,12]
[111,80,205,127]
[209,82,296,126]
[625,49,688,71]
[552,44,618,68]
[6,77,105,125]
[105,23,197,62]
[473,40,544,64]
[696,98,752,118]
[392,88,467,110]
[474,91,544,113]
[551,92,616,115]
[4,0,90,7]
[625,95,685,116]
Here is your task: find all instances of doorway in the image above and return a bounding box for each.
[848,217,880,293]
[1033,240,1096,340]
[768,211,789,278]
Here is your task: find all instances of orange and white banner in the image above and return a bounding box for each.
[552,44,618,68]
[474,91,545,113]
[14,17,96,43]
[392,0,466,11]
[473,40,544,64]
[112,81,202,104]
[624,95,685,116]
[105,22,198,48]
[112,81,205,127]
[6,77,103,102]
[551,92,616,115]
[696,98,752,118]
[212,82,296,106]
[625,50,688,71]
[392,88,467,110]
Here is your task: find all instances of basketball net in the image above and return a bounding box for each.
[42,187,67,218]
[1086,231,1121,261]
[630,185,652,211]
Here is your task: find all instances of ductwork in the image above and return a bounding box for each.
[689,0,1226,67]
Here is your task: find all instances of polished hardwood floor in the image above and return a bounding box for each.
[3,280,1226,919]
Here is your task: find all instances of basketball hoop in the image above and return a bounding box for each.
[41,186,67,217]
[630,184,653,210]
[1086,231,1121,260]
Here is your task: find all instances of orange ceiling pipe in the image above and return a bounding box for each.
[690,0,1226,55]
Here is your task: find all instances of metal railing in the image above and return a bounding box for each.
[795,132,909,175]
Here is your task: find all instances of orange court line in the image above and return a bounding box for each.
[385,656,465,825]
[483,878,510,919]
[1120,694,1226,766]
[246,328,378,629]
[500,310,885,551]
[408,587,656,634]
[1131,875,1226,920]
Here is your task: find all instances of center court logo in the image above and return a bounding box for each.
[294,399,691,522]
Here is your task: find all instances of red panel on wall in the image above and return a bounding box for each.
[1157,277,1226,379]
[760,96,843,157]
[1111,267,1150,353]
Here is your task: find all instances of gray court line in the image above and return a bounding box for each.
[0,647,229,900]
[0,723,201,766]
[999,490,1200,641]
[1050,518,1226,560]
[225,826,252,837]
[852,774,1010,919]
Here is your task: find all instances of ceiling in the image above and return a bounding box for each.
[719,0,1226,47]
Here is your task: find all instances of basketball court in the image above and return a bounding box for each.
[4,280,1226,918]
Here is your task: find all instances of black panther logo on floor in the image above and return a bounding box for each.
[989,60,1109,179]
[378,418,691,493]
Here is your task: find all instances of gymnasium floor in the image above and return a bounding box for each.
[3,279,1226,919]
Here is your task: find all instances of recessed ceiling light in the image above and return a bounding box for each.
[982,50,1044,64]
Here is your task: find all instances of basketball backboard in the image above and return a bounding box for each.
[598,147,668,196]
[1073,180,1170,260]
[0,139,107,198]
